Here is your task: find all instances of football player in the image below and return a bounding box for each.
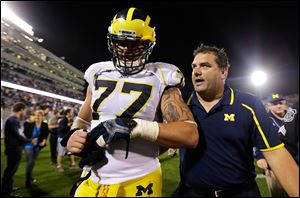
[66,7,198,197]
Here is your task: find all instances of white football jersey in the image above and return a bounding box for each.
[84,61,184,184]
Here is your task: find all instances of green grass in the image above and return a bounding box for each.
[1,140,270,197]
[1,139,82,197]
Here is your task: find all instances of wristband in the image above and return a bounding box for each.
[131,119,159,142]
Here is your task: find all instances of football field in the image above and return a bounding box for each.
[1,140,270,197]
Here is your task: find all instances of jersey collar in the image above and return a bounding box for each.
[187,84,235,107]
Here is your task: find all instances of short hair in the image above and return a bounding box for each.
[12,102,26,113]
[64,108,72,115]
[193,44,230,68]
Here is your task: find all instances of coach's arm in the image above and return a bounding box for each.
[263,146,299,197]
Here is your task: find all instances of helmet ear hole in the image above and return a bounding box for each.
[107,7,156,76]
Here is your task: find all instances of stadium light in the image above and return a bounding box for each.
[1,2,34,36]
[251,70,267,86]
[1,80,84,105]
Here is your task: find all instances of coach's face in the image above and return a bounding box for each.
[191,53,227,95]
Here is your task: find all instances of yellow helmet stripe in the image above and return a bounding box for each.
[127,7,135,21]
[145,16,151,26]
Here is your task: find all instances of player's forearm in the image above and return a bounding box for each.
[157,121,198,148]
[264,147,299,197]
[131,119,198,148]
[71,116,91,131]
[71,87,92,131]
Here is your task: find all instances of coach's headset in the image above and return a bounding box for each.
[107,7,156,76]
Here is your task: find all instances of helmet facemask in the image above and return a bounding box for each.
[108,34,155,76]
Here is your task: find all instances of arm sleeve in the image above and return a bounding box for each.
[245,97,284,151]
[254,147,264,160]
[84,63,99,86]
[10,120,30,143]
[58,117,69,137]
[41,122,49,139]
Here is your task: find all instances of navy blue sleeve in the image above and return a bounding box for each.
[242,96,283,151]
[254,147,264,160]
[9,119,30,143]
[58,117,68,137]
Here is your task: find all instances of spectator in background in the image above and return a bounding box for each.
[281,101,299,164]
[23,110,49,188]
[1,102,32,196]
[56,108,76,172]
[48,110,60,165]
[44,106,53,122]
[174,44,299,197]
[254,93,290,197]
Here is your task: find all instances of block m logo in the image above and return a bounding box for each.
[272,94,279,99]
[136,183,153,196]
[224,114,235,121]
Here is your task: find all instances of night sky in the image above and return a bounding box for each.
[4,1,299,99]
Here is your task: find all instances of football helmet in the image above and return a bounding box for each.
[107,7,156,75]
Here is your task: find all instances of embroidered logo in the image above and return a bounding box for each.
[272,94,280,99]
[136,183,153,196]
[224,114,235,121]
[283,107,297,122]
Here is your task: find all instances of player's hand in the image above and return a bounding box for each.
[256,158,269,171]
[93,118,137,148]
[76,129,108,168]
[67,129,87,154]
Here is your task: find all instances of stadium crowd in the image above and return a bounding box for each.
[1,62,85,101]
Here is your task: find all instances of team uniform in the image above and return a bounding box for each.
[281,102,299,164]
[176,84,284,196]
[253,98,291,197]
[254,110,285,160]
[75,61,184,196]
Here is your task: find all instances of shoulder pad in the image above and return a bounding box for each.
[84,61,114,84]
[147,62,185,88]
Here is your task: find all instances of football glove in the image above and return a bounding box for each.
[92,117,137,158]
[77,131,108,168]
[60,128,107,168]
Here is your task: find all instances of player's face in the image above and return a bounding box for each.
[268,100,287,117]
[114,41,145,63]
[191,53,227,94]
